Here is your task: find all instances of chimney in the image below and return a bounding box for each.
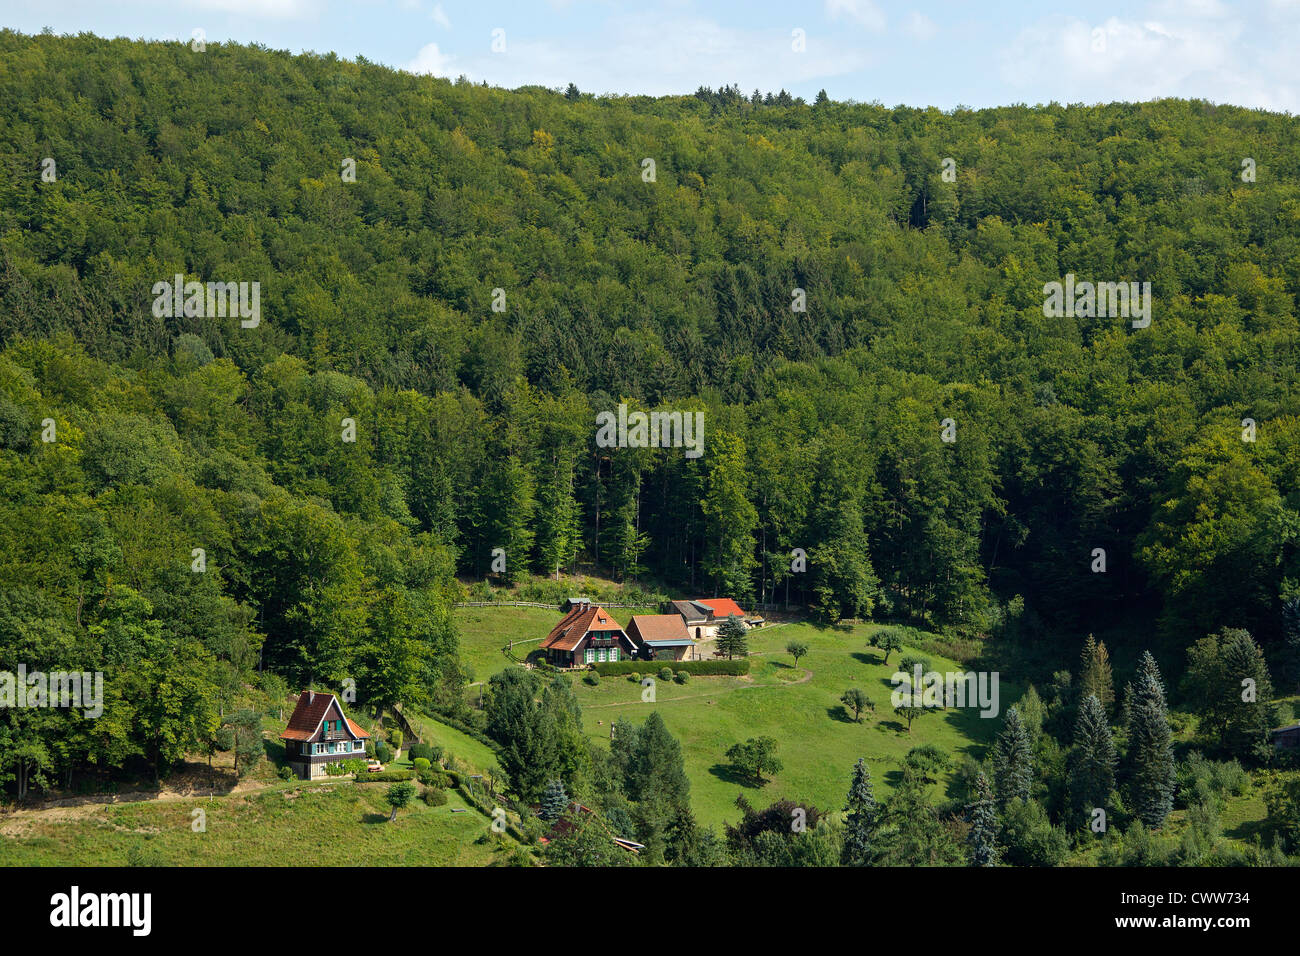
[307,690,314,705]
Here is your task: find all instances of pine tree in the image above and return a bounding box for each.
[1069,694,1117,820]
[993,705,1034,804]
[715,615,749,659]
[1079,634,1115,716]
[1127,651,1175,830]
[966,771,999,866]
[841,758,878,866]
[539,778,568,823]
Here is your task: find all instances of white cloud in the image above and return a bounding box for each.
[407,15,871,95]
[184,0,322,18]
[825,0,886,33]
[1001,7,1300,111]
[902,11,937,41]
[407,41,456,77]
[431,3,451,28]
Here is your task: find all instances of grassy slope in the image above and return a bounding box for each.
[454,603,660,684]
[454,606,1010,827]
[0,781,506,866]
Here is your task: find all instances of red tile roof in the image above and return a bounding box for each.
[696,598,746,619]
[541,604,623,652]
[278,691,370,741]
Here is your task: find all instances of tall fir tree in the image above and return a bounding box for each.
[715,615,750,659]
[966,771,999,866]
[1078,634,1115,716]
[1127,651,1176,830]
[993,705,1034,805]
[841,757,879,866]
[1069,693,1117,821]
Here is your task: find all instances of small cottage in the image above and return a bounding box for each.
[626,613,696,661]
[280,690,371,779]
[1272,723,1300,752]
[540,602,636,667]
[667,597,749,641]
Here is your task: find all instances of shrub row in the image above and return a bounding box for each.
[593,658,750,677]
[352,769,414,783]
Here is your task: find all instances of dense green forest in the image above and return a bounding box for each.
[0,31,1297,806]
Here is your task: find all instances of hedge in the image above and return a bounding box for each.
[352,769,414,783]
[592,658,750,677]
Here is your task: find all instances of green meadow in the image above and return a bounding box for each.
[0,781,506,867]
[453,606,1013,828]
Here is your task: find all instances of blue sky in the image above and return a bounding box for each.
[5,0,1299,111]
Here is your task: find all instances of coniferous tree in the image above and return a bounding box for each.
[841,758,878,866]
[1069,694,1117,821]
[539,778,569,823]
[715,615,749,659]
[1183,627,1275,758]
[1078,634,1115,716]
[993,705,1034,805]
[966,771,999,866]
[1127,651,1176,830]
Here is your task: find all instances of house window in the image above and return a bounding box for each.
[609,647,619,662]
[585,647,595,664]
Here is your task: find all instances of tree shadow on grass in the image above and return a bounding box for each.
[851,651,883,667]
[827,705,860,724]
[708,763,763,789]
[361,812,390,824]
[876,720,907,734]
[1224,817,1271,843]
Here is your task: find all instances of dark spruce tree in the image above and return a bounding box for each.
[993,705,1034,805]
[1127,651,1176,830]
[841,757,879,866]
[966,771,999,866]
[1069,694,1117,823]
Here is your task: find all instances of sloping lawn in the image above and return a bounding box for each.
[572,621,1015,828]
[454,604,659,684]
[0,782,506,866]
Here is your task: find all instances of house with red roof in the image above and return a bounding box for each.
[540,602,636,668]
[667,598,750,641]
[280,690,371,779]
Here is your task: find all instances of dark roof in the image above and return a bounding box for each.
[670,600,709,623]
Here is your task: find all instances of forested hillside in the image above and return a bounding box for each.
[1,30,1298,796]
